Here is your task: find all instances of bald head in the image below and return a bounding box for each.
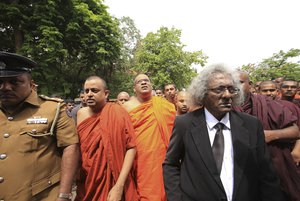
[117,91,130,105]
[254,81,262,93]
[134,74,153,101]
[281,80,298,100]
[175,91,190,115]
[259,80,278,99]
[238,70,252,96]
[85,76,107,89]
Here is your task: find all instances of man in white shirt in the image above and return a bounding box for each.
[163,63,285,201]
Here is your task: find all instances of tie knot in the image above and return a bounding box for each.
[215,122,224,131]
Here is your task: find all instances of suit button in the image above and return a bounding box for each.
[48,180,52,185]
[0,177,4,183]
[3,133,10,138]
[0,154,6,160]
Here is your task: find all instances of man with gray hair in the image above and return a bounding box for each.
[163,63,285,201]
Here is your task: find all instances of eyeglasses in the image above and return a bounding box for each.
[209,86,239,94]
[135,79,150,85]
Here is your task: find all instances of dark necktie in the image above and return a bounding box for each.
[212,123,224,174]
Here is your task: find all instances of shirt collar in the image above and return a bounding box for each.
[24,90,40,107]
[204,108,230,131]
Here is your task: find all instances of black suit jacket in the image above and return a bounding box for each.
[163,108,285,201]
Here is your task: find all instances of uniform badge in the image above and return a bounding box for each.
[27,116,48,124]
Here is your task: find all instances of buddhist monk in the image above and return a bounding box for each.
[75,76,139,201]
[235,71,300,200]
[123,74,176,201]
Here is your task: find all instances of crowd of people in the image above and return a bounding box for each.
[1,51,300,201]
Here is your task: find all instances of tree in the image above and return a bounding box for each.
[242,48,300,83]
[0,0,121,98]
[133,27,208,90]
[107,16,141,98]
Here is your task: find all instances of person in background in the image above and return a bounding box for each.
[280,80,300,107]
[123,74,176,201]
[0,51,79,201]
[164,83,177,105]
[175,91,190,115]
[259,80,300,168]
[155,89,163,97]
[65,99,75,117]
[75,76,139,201]
[297,82,300,97]
[274,77,285,89]
[236,71,300,200]
[71,90,87,124]
[258,80,279,99]
[116,91,130,105]
[163,63,284,201]
[254,81,262,94]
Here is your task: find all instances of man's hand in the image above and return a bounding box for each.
[291,139,300,166]
[264,130,274,143]
[291,150,300,166]
[107,184,123,201]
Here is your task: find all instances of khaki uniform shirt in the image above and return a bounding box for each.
[0,91,78,201]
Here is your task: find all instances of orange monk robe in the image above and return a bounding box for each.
[76,103,139,201]
[129,96,176,201]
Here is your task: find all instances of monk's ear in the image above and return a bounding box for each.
[105,90,109,98]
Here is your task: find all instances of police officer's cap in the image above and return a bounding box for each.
[0,51,37,78]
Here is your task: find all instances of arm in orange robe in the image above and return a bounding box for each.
[76,103,139,201]
[129,96,176,201]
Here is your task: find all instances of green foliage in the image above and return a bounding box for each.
[0,0,121,98]
[242,48,300,83]
[133,27,208,90]
[106,16,141,98]
[107,71,135,99]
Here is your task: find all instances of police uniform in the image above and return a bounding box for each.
[0,52,78,201]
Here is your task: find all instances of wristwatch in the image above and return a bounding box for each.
[58,192,73,200]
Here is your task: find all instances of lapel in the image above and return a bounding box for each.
[230,111,250,199]
[190,109,225,192]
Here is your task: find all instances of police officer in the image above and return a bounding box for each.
[0,52,79,201]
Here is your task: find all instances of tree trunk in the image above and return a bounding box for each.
[13,27,23,52]
[9,0,22,52]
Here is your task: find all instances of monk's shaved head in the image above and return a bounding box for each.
[259,80,278,99]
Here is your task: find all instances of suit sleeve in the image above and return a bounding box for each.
[255,120,286,201]
[163,116,185,201]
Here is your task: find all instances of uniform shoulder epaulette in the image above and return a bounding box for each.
[39,94,64,102]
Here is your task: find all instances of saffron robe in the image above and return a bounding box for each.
[235,93,300,201]
[76,103,139,201]
[129,96,176,201]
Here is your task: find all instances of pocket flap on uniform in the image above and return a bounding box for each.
[31,171,61,196]
[20,125,52,137]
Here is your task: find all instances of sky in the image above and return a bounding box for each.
[104,0,300,69]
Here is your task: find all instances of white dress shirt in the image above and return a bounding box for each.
[204,108,234,201]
